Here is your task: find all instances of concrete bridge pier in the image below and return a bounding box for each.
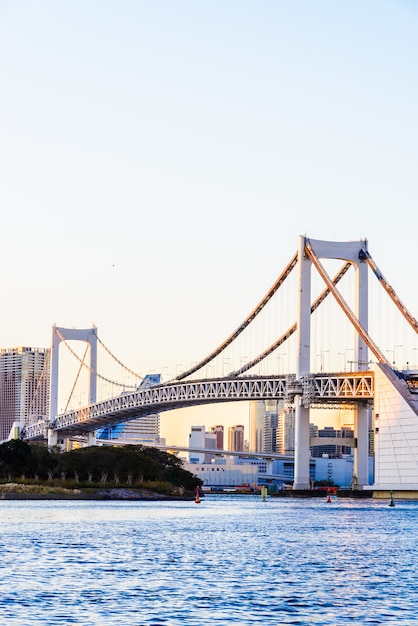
[293,236,312,490]
[353,403,370,489]
[47,428,58,449]
[87,432,96,446]
[293,399,311,489]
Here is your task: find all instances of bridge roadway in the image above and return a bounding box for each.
[23,372,374,441]
[152,444,295,462]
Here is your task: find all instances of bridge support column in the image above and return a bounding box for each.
[293,399,311,490]
[265,459,274,475]
[353,403,370,489]
[87,432,96,447]
[293,235,312,490]
[48,429,58,449]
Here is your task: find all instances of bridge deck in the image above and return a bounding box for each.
[23,373,375,440]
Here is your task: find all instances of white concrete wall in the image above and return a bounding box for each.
[373,364,418,489]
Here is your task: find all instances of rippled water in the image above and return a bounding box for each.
[0,495,417,624]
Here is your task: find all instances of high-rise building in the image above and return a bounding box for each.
[263,400,279,453]
[228,425,244,452]
[251,400,292,454]
[210,425,224,450]
[249,400,266,453]
[0,346,50,441]
[277,407,296,455]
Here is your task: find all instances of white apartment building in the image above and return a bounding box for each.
[0,346,50,441]
[188,425,217,463]
[184,457,258,487]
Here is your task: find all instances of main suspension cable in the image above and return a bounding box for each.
[56,329,137,389]
[363,252,418,334]
[176,251,298,380]
[94,330,143,380]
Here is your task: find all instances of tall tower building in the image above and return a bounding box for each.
[250,400,287,454]
[210,425,224,450]
[277,406,296,455]
[249,400,265,453]
[228,425,244,452]
[0,346,50,441]
[263,400,280,453]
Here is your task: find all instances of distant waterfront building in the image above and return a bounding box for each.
[250,399,294,454]
[184,457,258,487]
[277,407,295,455]
[96,414,161,446]
[184,456,374,489]
[249,400,265,452]
[96,374,161,448]
[189,425,205,463]
[203,432,217,462]
[263,400,279,453]
[0,346,50,441]
[228,425,244,452]
[210,425,224,450]
[310,426,354,459]
[188,425,217,463]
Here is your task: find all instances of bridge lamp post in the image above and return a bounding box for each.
[317,350,329,372]
[386,345,402,368]
[393,344,403,368]
[223,358,231,377]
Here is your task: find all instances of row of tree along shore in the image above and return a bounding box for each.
[0,439,202,500]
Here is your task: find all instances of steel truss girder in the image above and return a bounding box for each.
[33,373,375,439]
[22,421,48,440]
[308,373,374,400]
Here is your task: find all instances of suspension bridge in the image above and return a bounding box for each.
[20,236,418,492]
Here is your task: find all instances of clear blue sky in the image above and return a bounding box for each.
[1,1,417,443]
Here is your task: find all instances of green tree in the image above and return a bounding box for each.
[0,440,34,478]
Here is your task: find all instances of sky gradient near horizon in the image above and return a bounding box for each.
[1,1,418,443]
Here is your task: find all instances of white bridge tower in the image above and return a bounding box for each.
[48,325,98,448]
[294,236,370,490]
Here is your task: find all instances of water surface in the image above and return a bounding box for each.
[0,495,415,624]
